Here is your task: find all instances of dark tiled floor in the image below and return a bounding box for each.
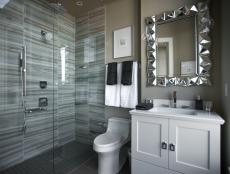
[0,141,131,174]
[0,141,95,174]
[69,155,130,174]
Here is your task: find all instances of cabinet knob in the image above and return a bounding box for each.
[169,144,175,151]
[161,142,167,150]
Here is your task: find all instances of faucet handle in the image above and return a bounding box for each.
[145,98,153,104]
[172,91,177,108]
[172,91,177,98]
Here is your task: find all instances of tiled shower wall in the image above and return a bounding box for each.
[0,0,24,170]
[75,7,106,144]
[0,0,75,170]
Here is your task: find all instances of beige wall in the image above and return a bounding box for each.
[221,0,230,172]
[141,0,222,112]
[102,0,139,115]
[104,0,140,118]
[105,0,140,64]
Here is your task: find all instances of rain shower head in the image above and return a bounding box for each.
[49,2,66,14]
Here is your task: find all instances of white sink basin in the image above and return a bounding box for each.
[149,107,197,116]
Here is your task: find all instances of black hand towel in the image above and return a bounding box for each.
[107,62,117,85]
[136,103,153,110]
[121,61,133,85]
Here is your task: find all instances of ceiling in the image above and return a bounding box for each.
[46,0,117,17]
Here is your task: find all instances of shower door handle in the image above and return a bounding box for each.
[22,45,27,96]
[21,119,27,133]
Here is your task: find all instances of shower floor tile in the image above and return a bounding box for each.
[0,140,130,174]
[0,141,95,174]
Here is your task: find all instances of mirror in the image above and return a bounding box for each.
[156,16,196,77]
[146,2,212,87]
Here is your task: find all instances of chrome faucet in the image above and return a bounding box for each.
[172,91,177,108]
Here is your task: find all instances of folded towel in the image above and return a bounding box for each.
[120,61,138,108]
[107,62,117,85]
[136,103,153,110]
[105,63,122,107]
[121,61,133,85]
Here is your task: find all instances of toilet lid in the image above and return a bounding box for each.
[94,132,122,147]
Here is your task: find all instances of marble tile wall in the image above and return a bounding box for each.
[55,8,76,147]
[0,0,105,171]
[0,0,76,171]
[0,0,25,170]
[75,7,106,144]
[23,0,56,161]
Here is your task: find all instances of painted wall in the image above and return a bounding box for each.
[104,0,141,118]
[221,0,230,172]
[140,0,222,112]
[105,0,140,64]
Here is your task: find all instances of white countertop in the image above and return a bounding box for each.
[130,108,225,125]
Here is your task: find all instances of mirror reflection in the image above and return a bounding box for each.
[156,16,197,77]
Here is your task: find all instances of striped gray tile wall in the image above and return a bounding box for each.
[23,0,56,161]
[0,0,25,170]
[75,7,106,144]
[55,9,76,147]
[0,0,76,171]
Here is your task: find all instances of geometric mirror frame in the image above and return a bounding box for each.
[146,2,212,87]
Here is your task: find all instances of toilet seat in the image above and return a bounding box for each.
[94,132,123,152]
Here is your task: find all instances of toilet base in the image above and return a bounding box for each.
[98,146,128,174]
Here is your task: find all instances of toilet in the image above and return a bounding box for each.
[93,117,130,174]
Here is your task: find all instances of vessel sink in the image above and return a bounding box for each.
[149,107,197,116]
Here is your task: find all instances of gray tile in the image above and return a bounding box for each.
[1,141,95,174]
[75,7,106,145]
[0,1,105,172]
[83,155,131,174]
[84,155,98,170]
[69,165,97,174]
[119,162,131,174]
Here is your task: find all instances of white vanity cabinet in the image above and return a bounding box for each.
[132,116,169,168]
[130,109,225,174]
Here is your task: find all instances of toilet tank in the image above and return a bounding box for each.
[107,117,130,139]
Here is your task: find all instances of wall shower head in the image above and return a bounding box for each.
[41,30,53,42]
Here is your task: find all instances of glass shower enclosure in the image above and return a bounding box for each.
[0,0,105,173]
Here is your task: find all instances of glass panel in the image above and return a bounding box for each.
[0,0,55,173]
[0,0,24,171]
[53,5,106,174]
[52,5,78,174]
[0,1,107,173]
[22,0,55,172]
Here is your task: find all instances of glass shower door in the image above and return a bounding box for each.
[0,0,25,171]
[52,6,79,174]
[0,0,55,173]
[21,0,55,173]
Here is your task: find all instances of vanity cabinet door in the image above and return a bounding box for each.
[169,120,220,174]
[132,116,169,168]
